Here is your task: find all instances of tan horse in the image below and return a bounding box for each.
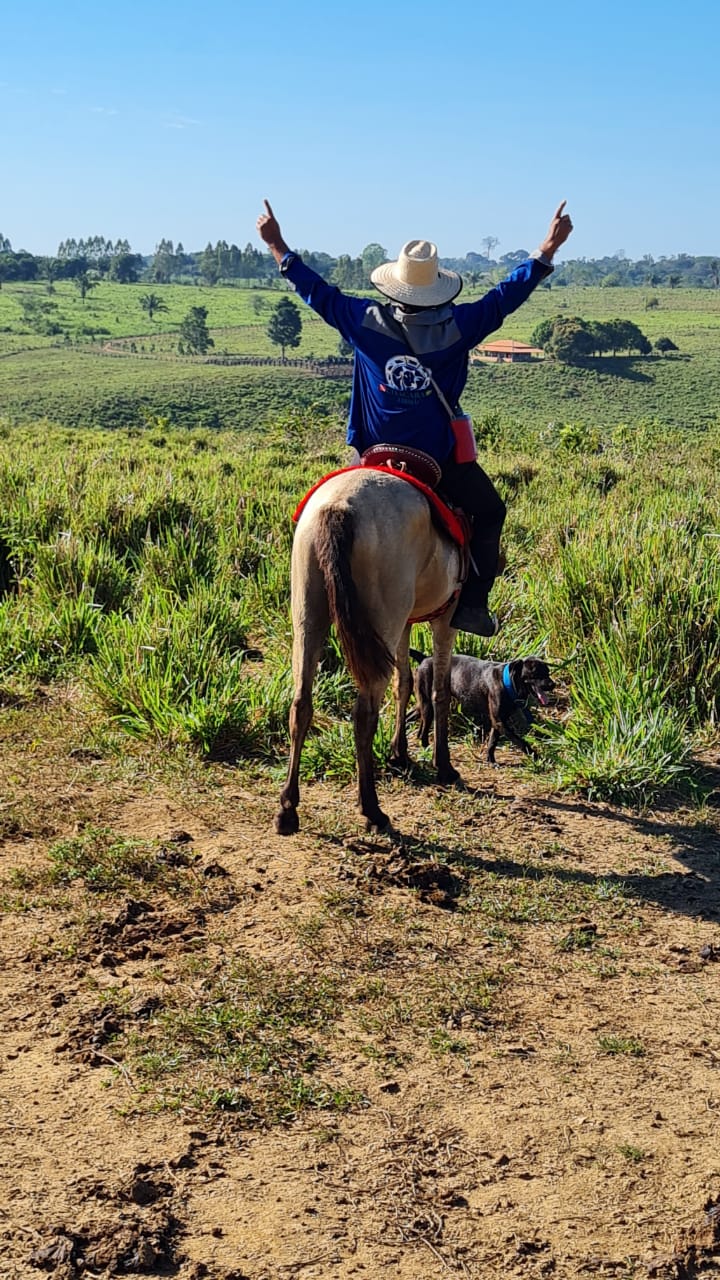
[275,467,463,834]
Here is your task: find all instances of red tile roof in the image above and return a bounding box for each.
[475,339,544,353]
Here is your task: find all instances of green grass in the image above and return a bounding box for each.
[122,954,353,1122]
[598,1035,646,1058]
[46,826,193,893]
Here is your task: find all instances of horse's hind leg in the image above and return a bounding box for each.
[354,679,391,832]
[276,552,330,836]
[389,624,412,770]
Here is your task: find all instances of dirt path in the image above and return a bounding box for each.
[2,693,719,1278]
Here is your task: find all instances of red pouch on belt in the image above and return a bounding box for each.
[450,414,477,464]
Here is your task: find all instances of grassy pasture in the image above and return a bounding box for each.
[1,278,719,434]
[0,347,349,430]
[2,277,718,348]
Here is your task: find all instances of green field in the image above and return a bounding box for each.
[1,278,718,434]
[1,412,719,804]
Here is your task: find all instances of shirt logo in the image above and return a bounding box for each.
[384,354,432,393]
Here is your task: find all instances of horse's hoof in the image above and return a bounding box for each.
[365,810,390,833]
[438,767,461,786]
[388,754,410,775]
[275,807,300,836]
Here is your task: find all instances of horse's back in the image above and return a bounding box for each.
[297,468,437,568]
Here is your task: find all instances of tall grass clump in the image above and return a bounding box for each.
[507,448,720,802]
[30,532,132,611]
[88,584,253,754]
[538,637,693,804]
[0,592,102,685]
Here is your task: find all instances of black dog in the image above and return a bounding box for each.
[412,653,555,764]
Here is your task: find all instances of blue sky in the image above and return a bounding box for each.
[2,0,719,262]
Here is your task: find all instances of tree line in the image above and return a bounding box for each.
[1,229,719,292]
[529,315,679,362]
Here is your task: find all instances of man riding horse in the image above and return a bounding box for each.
[256,199,573,637]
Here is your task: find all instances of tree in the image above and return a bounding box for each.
[499,249,530,269]
[178,306,213,355]
[199,243,220,286]
[267,297,302,360]
[361,243,387,281]
[74,272,98,303]
[607,319,651,355]
[654,336,679,356]
[152,239,176,283]
[545,316,595,362]
[140,293,169,323]
[529,319,555,350]
[481,235,499,262]
[109,252,143,283]
[588,320,614,356]
[332,254,363,290]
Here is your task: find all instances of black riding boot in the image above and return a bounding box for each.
[440,460,505,638]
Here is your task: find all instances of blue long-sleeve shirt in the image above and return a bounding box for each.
[283,252,551,462]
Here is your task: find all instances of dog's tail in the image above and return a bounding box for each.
[409,647,427,664]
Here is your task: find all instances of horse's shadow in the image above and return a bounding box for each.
[354,758,720,924]
[524,782,720,922]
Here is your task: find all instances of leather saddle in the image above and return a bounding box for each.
[360,443,442,490]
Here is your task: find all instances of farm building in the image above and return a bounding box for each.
[471,339,545,363]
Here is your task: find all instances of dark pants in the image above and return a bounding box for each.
[440,459,506,606]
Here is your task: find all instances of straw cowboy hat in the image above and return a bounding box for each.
[370,240,462,306]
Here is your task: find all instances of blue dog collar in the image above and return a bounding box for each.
[503,663,532,726]
[502,663,519,702]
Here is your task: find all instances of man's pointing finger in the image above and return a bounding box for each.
[264,199,274,218]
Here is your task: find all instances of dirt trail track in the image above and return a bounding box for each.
[1,694,720,1279]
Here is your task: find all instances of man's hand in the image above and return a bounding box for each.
[538,200,573,261]
[256,199,291,265]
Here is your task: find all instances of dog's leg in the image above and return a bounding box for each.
[389,625,412,769]
[415,667,434,747]
[418,696,433,746]
[503,723,533,757]
[486,726,500,765]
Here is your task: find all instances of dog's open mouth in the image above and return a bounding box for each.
[532,687,552,706]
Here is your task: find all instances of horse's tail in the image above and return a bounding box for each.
[314,505,394,688]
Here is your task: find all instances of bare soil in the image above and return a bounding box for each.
[2,689,720,1279]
